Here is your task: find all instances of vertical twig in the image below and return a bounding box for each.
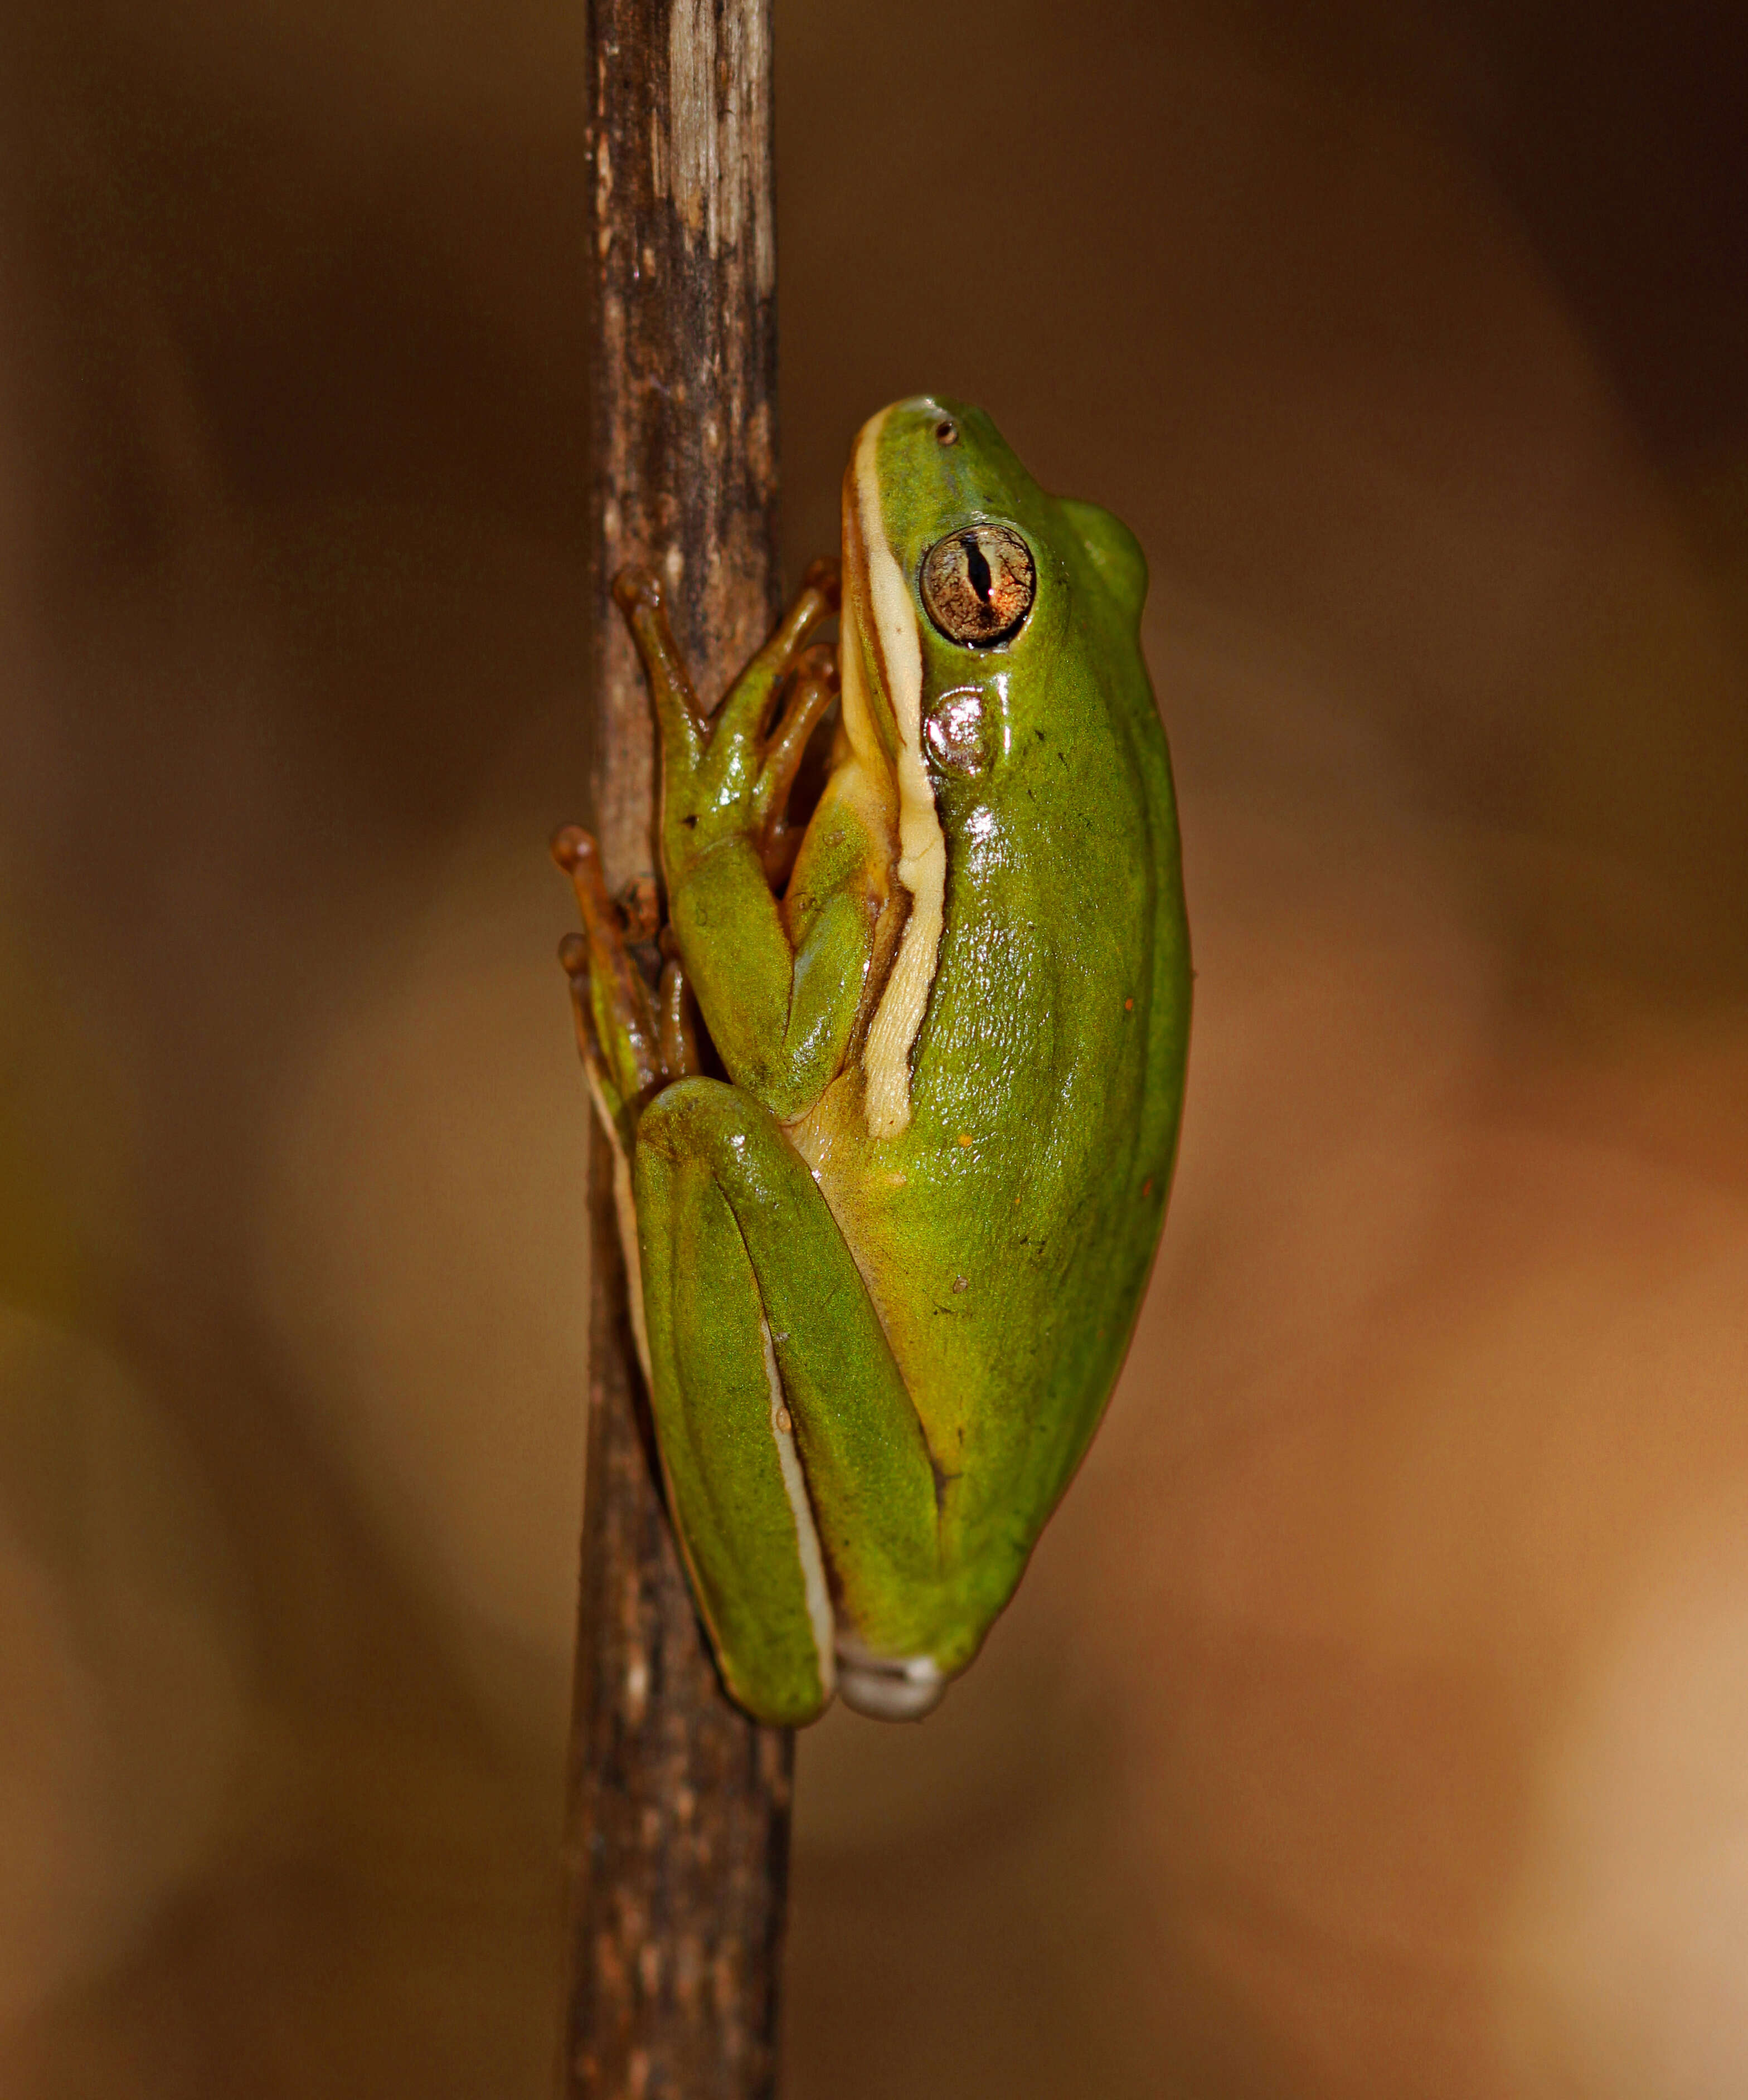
[557,4,790,2097]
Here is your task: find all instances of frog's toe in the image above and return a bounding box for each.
[834,1641,947,1722]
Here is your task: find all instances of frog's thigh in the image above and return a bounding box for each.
[633,1097,833,1726]
[635,1078,948,1722]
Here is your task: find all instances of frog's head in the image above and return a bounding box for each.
[839,395,1153,1138]
[839,393,1147,830]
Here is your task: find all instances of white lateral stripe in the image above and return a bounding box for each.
[853,409,946,1141]
[762,1319,837,1690]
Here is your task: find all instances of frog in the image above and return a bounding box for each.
[555,394,1190,1726]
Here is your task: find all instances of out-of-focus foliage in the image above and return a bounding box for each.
[1,1,1747,2094]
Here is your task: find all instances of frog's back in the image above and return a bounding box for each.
[800,451,1189,1635]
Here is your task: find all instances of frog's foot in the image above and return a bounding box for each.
[833,1636,948,1722]
[551,824,665,1114]
[755,641,838,885]
[615,560,842,885]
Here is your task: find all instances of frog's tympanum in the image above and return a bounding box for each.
[556,396,1191,1725]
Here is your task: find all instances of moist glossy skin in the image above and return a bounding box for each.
[563,395,1191,1725]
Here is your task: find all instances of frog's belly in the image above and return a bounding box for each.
[787,1067,1148,1527]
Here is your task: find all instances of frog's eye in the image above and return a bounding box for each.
[919,525,1035,648]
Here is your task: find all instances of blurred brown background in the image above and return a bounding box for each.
[2,0,1747,2093]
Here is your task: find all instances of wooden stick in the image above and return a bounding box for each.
[557,4,792,2096]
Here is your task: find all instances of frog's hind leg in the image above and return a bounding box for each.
[634,1077,949,1725]
[552,826,665,1126]
[553,826,666,1380]
[633,1117,836,1724]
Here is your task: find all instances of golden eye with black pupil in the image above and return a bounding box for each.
[919,524,1036,647]
[934,417,959,445]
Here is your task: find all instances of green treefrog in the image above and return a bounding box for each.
[556,395,1190,1725]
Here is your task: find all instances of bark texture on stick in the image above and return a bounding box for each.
[559,4,791,2097]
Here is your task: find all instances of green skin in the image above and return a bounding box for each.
[563,395,1190,1725]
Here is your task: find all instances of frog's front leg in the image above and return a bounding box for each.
[614,565,879,1121]
[634,1076,954,1724]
